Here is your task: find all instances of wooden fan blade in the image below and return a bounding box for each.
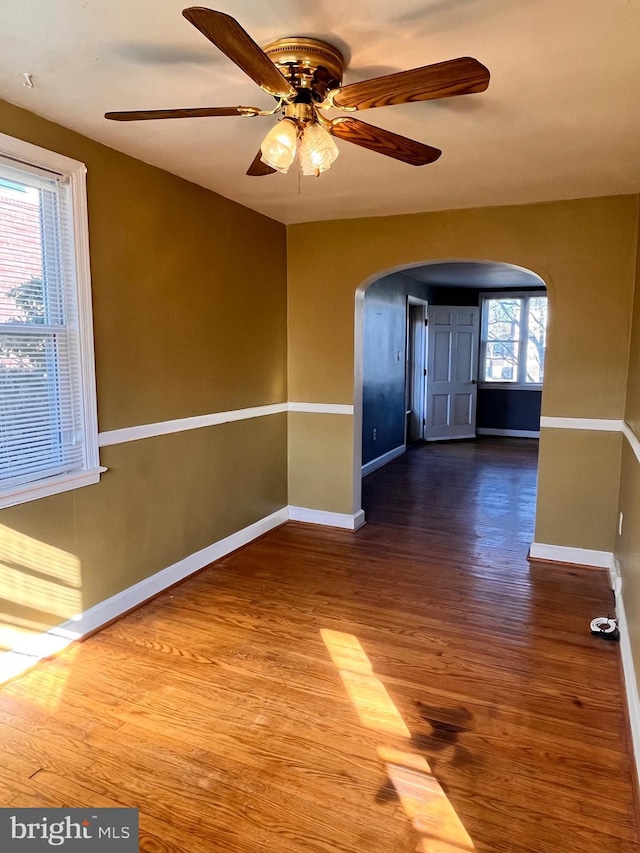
[333,57,489,110]
[182,7,296,100]
[247,150,276,176]
[105,106,260,121]
[330,118,441,165]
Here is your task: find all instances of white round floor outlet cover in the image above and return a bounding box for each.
[590,617,617,633]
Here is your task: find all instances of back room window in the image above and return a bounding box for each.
[481,293,548,386]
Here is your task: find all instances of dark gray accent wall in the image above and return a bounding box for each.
[429,284,545,305]
[477,388,542,431]
[432,284,545,433]
[429,286,480,306]
[362,273,430,465]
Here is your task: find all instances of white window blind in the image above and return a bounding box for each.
[0,145,100,503]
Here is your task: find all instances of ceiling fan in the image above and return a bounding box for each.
[105,7,490,177]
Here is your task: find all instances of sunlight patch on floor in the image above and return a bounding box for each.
[322,629,476,852]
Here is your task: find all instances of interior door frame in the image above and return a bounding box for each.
[405,296,428,444]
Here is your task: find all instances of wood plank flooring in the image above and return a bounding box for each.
[0,437,637,852]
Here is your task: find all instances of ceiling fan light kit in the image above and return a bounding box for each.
[105,7,490,179]
[260,116,297,173]
[299,123,339,176]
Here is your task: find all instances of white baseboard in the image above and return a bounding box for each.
[611,557,623,596]
[529,542,615,569]
[288,506,366,530]
[0,503,369,685]
[531,546,639,782]
[477,428,540,438]
[0,507,289,686]
[362,444,405,477]
[615,591,640,787]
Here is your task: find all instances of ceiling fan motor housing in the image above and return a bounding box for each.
[262,38,345,101]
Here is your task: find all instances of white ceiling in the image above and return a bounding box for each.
[1,0,639,225]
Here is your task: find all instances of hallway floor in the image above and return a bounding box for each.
[0,437,637,852]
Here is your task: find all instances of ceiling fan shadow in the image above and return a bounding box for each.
[342,65,401,84]
[423,96,490,114]
[287,30,352,68]
[390,0,510,30]
[268,0,350,45]
[112,42,228,68]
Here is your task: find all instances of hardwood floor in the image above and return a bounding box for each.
[0,437,637,852]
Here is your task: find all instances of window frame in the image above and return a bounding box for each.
[0,132,103,509]
[479,290,547,391]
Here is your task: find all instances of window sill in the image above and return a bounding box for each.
[0,467,107,510]
[479,383,543,392]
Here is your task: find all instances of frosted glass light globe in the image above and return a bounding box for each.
[299,123,339,176]
[260,118,298,174]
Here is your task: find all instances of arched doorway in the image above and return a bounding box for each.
[353,259,548,518]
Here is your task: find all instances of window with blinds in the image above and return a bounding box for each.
[0,141,100,507]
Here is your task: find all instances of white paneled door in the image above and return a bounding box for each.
[425,306,480,441]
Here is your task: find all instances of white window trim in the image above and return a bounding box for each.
[480,290,546,391]
[0,132,104,509]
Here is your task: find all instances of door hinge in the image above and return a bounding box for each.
[424,368,427,377]
[424,318,429,326]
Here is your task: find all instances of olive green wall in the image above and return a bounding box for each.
[624,214,640,438]
[1,417,287,629]
[0,99,288,646]
[288,413,354,514]
[287,195,639,551]
[0,103,287,428]
[616,441,640,689]
[537,429,622,552]
[616,211,640,697]
[2,95,640,675]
